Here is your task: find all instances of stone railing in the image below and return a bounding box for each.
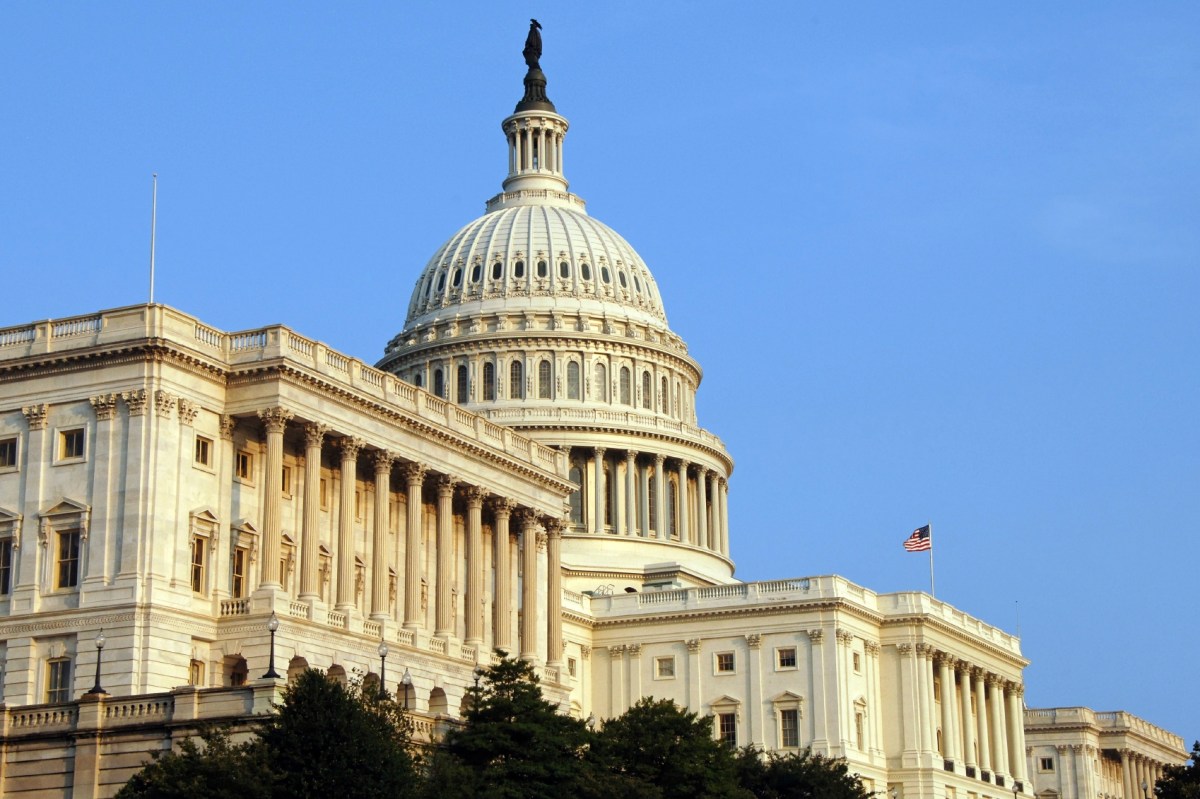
[480,406,727,456]
[1026,708,1186,751]
[219,598,250,616]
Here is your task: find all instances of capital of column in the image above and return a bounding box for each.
[542,516,568,537]
[219,414,236,440]
[864,640,881,655]
[915,642,932,657]
[177,399,199,425]
[465,485,488,507]
[337,436,365,461]
[653,453,666,466]
[985,673,1003,687]
[489,496,517,517]
[897,642,912,655]
[513,507,538,530]
[970,666,986,679]
[304,422,330,448]
[686,638,702,653]
[1009,682,1025,697]
[123,390,149,416]
[22,403,50,430]
[258,406,293,433]
[594,446,607,458]
[835,628,854,646]
[745,633,762,649]
[372,449,398,473]
[436,474,457,497]
[627,643,642,657]
[625,450,636,464]
[608,644,626,656]
[808,629,826,644]
[401,462,427,485]
[90,394,118,421]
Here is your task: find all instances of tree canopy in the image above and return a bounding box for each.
[1156,742,1200,799]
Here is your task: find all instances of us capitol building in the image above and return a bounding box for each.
[0,25,1184,799]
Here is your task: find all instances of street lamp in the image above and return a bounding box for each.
[400,667,412,711]
[377,639,389,698]
[89,630,107,695]
[1142,779,1150,799]
[262,612,280,679]
[1013,781,1020,799]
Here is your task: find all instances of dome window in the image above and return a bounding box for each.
[600,266,611,284]
[634,276,642,293]
[514,260,525,278]
[470,264,483,283]
[618,271,628,288]
[491,262,503,280]
[537,260,548,278]
[452,268,463,288]
[559,261,570,279]
[436,272,446,292]
[581,263,592,281]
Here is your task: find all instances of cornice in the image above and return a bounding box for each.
[880,615,1029,668]
[590,597,887,630]
[512,423,732,470]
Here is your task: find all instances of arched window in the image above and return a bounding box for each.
[600,266,611,283]
[514,260,525,278]
[510,360,524,399]
[537,260,548,278]
[559,261,570,279]
[483,363,496,401]
[581,263,592,281]
[567,362,580,399]
[594,363,608,402]
[491,261,503,280]
[457,364,469,403]
[675,384,682,419]
[660,376,669,413]
[538,360,552,399]
[568,463,583,524]
[618,270,628,288]
[414,372,423,389]
[433,368,444,398]
[471,263,483,283]
[619,367,632,405]
[642,371,652,409]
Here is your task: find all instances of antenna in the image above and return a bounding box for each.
[149,173,158,304]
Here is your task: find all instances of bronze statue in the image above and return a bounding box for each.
[523,19,542,70]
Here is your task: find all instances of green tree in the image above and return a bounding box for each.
[734,746,870,799]
[115,727,272,799]
[594,697,749,799]
[1156,742,1200,799]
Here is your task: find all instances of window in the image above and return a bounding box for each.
[56,530,81,589]
[470,263,482,283]
[0,538,11,594]
[717,712,736,745]
[235,451,253,482]
[660,376,669,413]
[189,659,205,687]
[191,536,206,594]
[567,362,580,399]
[655,656,676,679]
[668,480,678,538]
[777,647,797,669]
[619,367,631,405]
[1039,757,1055,772]
[433,368,445,398]
[618,270,628,288]
[855,711,865,750]
[451,268,462,288]
[600,265,611,284]
[491,261,503,280]
[281,465,292,496]
[509,360,523,399]
[642,372,651,409]
[581,263,592,280]
[647,478,657,532]
[538,360,552,399]
[320,478,329,509]
[435,272,446,292]
[0,436,17,469]
[232,548,248,598]
[46,658,71,703]
[781,708,800,748]
[568,657,577,677]
[457,365,469,403]
[59,428,85,460]
[715,652,735,674]
[194,435,212,467]
[593,363,607,401]
[537,260,548,278]
[559,261,570,278]
[568,464,583,524]
[933,677,941,702]
[853,652,862,672]
[514,260,525,278]
[414,372,423,389]
[483,363,496,401]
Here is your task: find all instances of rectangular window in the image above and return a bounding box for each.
[56,530,81,589]
[568,657,577,677]
[853,652,862,672]
[47,658,71,703]
[320,478,329,509]
[59,428,85,460]
[715,652,735,674]
[0,539,12,594]
[1039,757,1055,772]
[656,656,676,679]
[232,548,247,598]
[717,712,737,745]
[190,538,206,594]
[781,708,800,748]
[777,647,797,669]
[281,465,292,496]
[194,435,212,467]
[189,659,205,687]
[0,436,17,469]
[855,711,865,749]
[235,451,253,481]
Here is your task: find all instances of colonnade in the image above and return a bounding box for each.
[899,642,1029,788]
[571,446,729,557]
[505,116,565,177]
[253,407,565,665]
[1119,748,1168,799]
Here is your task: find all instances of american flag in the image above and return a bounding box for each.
[903,525,932,552]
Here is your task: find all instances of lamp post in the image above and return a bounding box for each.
[1142,779,1150,799]
[400,667,412,711]
[89,630,107,695]
[1013,781,1020,799]
[262,612,280,679]
[377,639,389,699]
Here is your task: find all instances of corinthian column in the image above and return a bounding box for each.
[959,661,977,772]
[491,498,516,652]
[544,516,566,666]
[258,407,293,589]
[1007,684,1028,785]
[334,436,363,610]
[988,676,1009,778]
[298,423,328,600]
[974,669,992,775]
[402,463,426,630]
[434,475,457,638]
[592,448,606,533]
[516,509,539,662]
[653,454,667,539]
[696,467,708,548]
[938,654,959,762]
[370,450,396,621]
[464,486,487,646]
[677,460,690,543]
[625,451,637,536]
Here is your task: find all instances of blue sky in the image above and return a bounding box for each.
[2,3,1197,740]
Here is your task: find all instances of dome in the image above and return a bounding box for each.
[402,203,669,333]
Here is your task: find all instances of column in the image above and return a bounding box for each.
[1008,684,1028,785]
[608,645,626,715]
[434,475,457,638]
[707,472,720,551]
[719,479,730,555]
[464,486,487,647]
[959,662,977,772]
[491,498,516,652]
[258,407,293,589]
[653,454,667,539]
[639,460,651,536]
[544,516,565,666]
[402,463,426,630]
[370,451,395,621]
[865,641,884,754]
[988,676,1009,779]
[298,424,327,600]
[915,644,932,752]
[592,448,606,533]
[1121,750,1133,799]
[696,467,709,549]
[974,669,992,776]
[677,460,690,544]
[810,630,829,751]
[625,451,637,536]
[334,436,362,609]
[517,509,539,662]
[938,654,958,763]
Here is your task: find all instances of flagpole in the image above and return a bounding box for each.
[928,520,935,597]
[148,173,158,304]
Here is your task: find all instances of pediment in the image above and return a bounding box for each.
[233,519,259,534]
[190,507,219,525]
[0,507,20,524]
[42,498,90,519]
[709,694,741,709]
[772,690,803,704]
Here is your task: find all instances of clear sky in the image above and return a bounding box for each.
[2,3,1197,741]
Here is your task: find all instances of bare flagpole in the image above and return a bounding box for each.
[148,173,158,304]
[928,520,935,597]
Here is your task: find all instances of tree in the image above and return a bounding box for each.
[594,697,749,799]
[115,727,272,799]
[734,746,870,799]
[1157,742,1200,799]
